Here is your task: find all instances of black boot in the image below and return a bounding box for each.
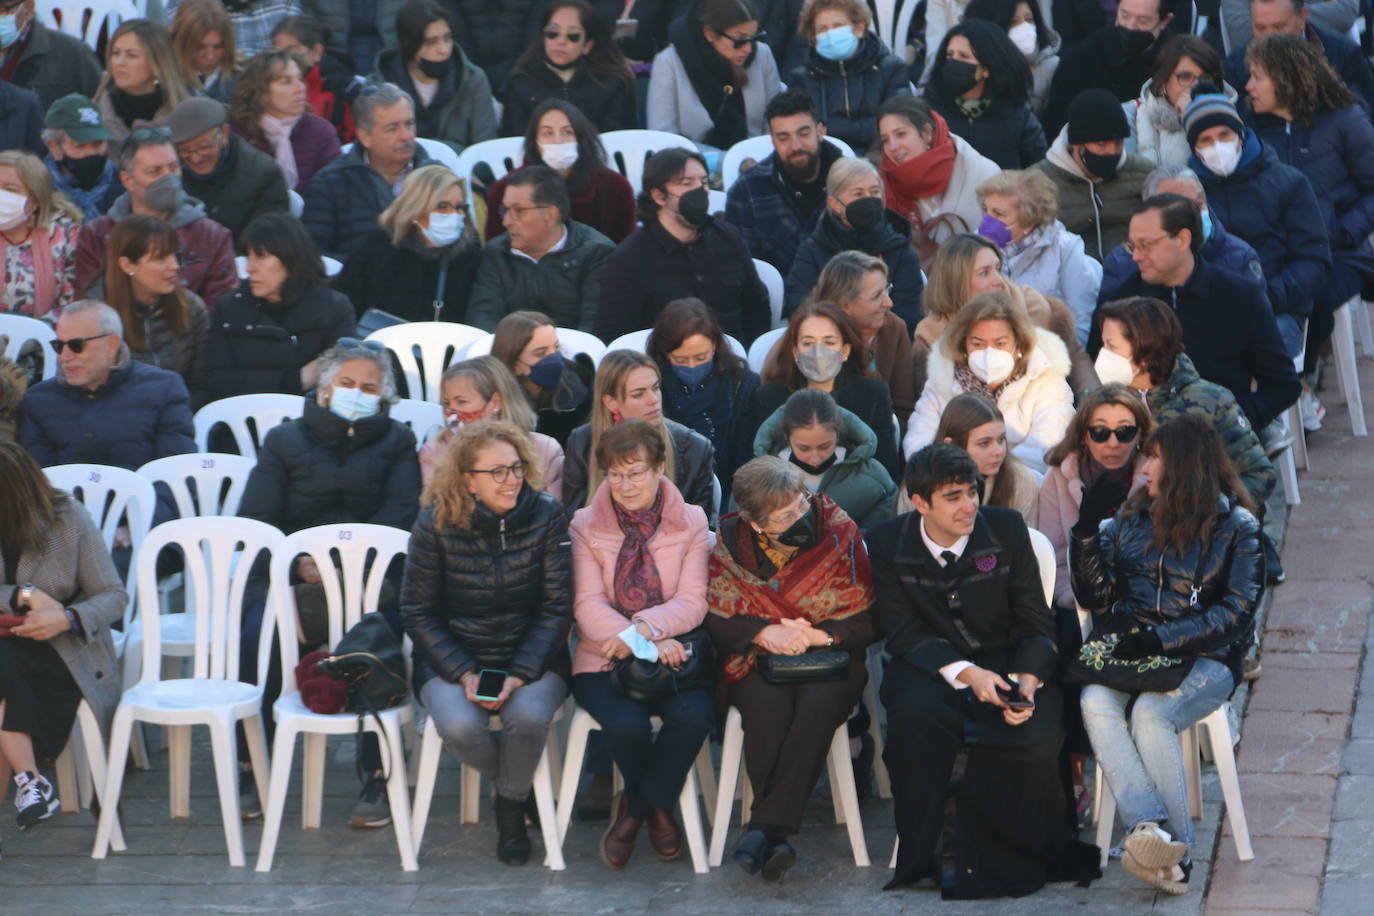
[494,794,531,865]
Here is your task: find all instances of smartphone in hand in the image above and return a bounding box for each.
[998,685,1035,710]
[475,669,508,701]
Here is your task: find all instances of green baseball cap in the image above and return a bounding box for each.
[45,94,115,143]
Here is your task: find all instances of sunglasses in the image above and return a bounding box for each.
[1086,425,1140,444]
[50,332,111,355]
[336,337,386,354]
[716,28,766,49]
[543,27,584,43]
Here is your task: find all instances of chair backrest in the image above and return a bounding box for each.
[365,321,491,403]
[600,129,699,193]
[287,189,303,218]
[321,256,343,277]
[747,326,786,374]
[0,313,57,380]
[707,189,727,217]
[136,453,257,518]
[720,134,856,191]
[38,0,142,50]
[416,137,462,173]
[606,329,653,354]
[723,334,747,360]
[1026,527,1056,607]
[193,393,304,458]
[451,136,526,203]
[870,1,920,60]
[43,463,156,555]
[753,259,785,329]
[389,398,445,448]
[133,516,283,684]
[556,327,608,367]
[270,523,412,694]
[712,474,722,517]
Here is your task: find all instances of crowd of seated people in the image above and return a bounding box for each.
[1,0,1344,900]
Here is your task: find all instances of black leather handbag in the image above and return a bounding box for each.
[609,626,716,701]
[757,648,851,685]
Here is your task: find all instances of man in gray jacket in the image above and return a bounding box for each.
[0,2,101,109]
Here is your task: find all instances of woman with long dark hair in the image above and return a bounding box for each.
[962,0,1060,116]
[229,47,342,192]
[490,310,594,447]
[1073,414,1263,895]
[482,99,636,243]
[1132,35,1229,168]
[504,0,637,135]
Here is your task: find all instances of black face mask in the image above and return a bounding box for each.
[417,56,450,79]
[675,186,710,228]
[1115,25,1156,57]
[843,196,884,232]
[1081,149,1120,181]
[940,58,980,96]
[788,451,838,477]
[774,505,817,549]
[63,153,107,189]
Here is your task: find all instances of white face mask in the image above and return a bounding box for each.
[0,187,29,231]
[1094,348,1137,387]
[1008,22,1037,58]
[327,386,380,421]
[420,210,464,246]
[968,347,1015,385]
[539,141,579,171]
[1197,139,1241,177]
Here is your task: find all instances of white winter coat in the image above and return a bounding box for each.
[1130,78,1238,168]
[646,42,782,152]
[1003,220,1103,345]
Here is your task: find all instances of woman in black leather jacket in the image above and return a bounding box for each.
[1070,414,1263,897]
[401,420,573,867]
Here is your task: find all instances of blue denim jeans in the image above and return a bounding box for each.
[1080,658,1234,850]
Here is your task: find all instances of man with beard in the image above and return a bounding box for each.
[725,88,842,274]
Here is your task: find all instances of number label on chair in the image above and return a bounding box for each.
[337,530,353,541]
[88,471,102,483]
[200,458,217,469]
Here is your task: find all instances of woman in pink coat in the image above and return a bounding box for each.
[568,419,713,871]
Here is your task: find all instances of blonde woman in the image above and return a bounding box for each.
[419,356,566,499]
[336,164,482,322]
[904,288,1074,474]
[170,0,239,102]
[560,350,716,521]
[94,20,198,139]
[402,420,572,866]
[0,150,82,318]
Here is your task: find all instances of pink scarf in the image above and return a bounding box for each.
[261,113,302,190]
[0,222,56,318]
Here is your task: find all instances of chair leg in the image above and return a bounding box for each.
[301,732,326,829]
[1288,404,1310,471]
[1095,766,1116,869]
[75,728,95,811]
[1333,302,1368,436]
[379,721,418,872]
[694,743,717,828]
[459,763,481,824]
[554,711,592,845]
[242,714,271,820]
[1277,441,1301,505]
[708,707,745,867]
[55,734,79,813]
[410,719,444,852]
[532,746,565,871]
[889,836,898,869]
[78,703,123,852]
[1356,300,1374,358]
[167,724,192,819]
[254,723,298,872]
[1182,725,1203,821]
[1204,708,1255,861]
[828,725,870,867]
[679,762,709,874]
[207,719,247,867]
[92,707,134,859]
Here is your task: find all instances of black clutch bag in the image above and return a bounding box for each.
[757,648,851,684]
[609,627,716,701]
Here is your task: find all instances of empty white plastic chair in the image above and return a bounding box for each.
[0,312,57,379]
[389,398,445,448]
[747,327,786,374]
[38,0,141,50]
[600,129,699,193]
[556,327,609,367]
[416,137,462,173]
[93,517,280,866]
[193,393,304,458]
[366,322,491,403]
[753,259,785,329]
[255,523,417,872]
[137,453,256,519]
[451,136,526,201]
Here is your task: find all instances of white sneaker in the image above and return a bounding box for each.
[1299,389,1326,432]
[1123,821,1188,869]
[14,771,58,829]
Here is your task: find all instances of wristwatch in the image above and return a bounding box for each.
[824,631,836,648]
[17,583,34,612]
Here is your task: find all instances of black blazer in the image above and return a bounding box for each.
[866,506,1057,684]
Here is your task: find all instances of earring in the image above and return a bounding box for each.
[611,408,622,423]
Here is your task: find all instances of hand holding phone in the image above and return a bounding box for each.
[475,668,508,702]
[997,685,1035,710]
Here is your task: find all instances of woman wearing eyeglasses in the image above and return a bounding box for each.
[372,0,499,155]
[647,0,782,152]
[503,1,637,137]
[402,420,573,866]
[336,165,482,324]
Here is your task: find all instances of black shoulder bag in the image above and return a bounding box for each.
[610,626,716,701]
[317,614,410,781]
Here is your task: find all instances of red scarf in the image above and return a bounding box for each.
[708,494,875,682]
[881,111,957,219]
[612,486,665,615]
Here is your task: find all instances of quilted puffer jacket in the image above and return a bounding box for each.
[401,485,573,688]
[1070,496,1263,690]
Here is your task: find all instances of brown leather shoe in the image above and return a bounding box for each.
[648,806,682,861]
[599,792,642,869]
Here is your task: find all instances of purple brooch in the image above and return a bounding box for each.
[975,555,997,572]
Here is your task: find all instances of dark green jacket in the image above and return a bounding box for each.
[466,220,614,333]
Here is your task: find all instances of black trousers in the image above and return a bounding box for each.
[881,660,1064,899]
[727,657,867,835]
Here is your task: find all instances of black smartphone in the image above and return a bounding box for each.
[475,669,507,701]
[999,685,1035,710]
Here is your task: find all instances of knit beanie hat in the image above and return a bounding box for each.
[1184,83,1244,147]
[1066,89,1131,144]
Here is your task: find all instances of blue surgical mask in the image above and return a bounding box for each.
[1200,208,1214,244]
[527,351,564,389]
[0,13,20,49]
[327,386,380,421]
[815,25,858,61]
[670,359,713,386]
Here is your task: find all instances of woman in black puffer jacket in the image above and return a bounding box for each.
[1070,415,1263,897]
[401,420,572,867]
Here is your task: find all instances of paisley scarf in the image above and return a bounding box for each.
[612,485,665,614]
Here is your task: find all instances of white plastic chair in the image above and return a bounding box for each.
[416,137,462,173]
[1094,703,1254,866]
[552,707,709,873]
[322,256,343,277]
[707,188,727,217]
[38,0,141,50]
[93,517,280,867]
[389,398,445,448]
[712,474,722,518]
[410,710,566,870]
[43,464,155,573]
[600,129,699,193]
[606,329,654,353]
[287,189,303,218]
[137,453,256,519]
[193,393,304,458]
[709,705,870,867]
[747,326,786,374]
[720,135,855,191]
[753,259,785,329]
[555,327,609,367]
[51,699,125,852]
[366,322,491,403]
[255,523,417,872]
[1353,300,1374,358]
[0,312,58,379]
[451,136,526,201]
[724,334,748,360]
[1332,297,1367,437]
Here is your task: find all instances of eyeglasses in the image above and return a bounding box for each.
[499,203,554,220]
[543,27,584,43]
[606,466,653,486]
[715,28,766,49]
[1086,425,1140,444]
[336,337,386,354]
[465,461,527,483]
[437,203,471,215]
[867,282,894,303]
[1123,234,1173,255]
[1172,70,1202,87]
[50,333,111,355]
[762,494,810,533]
